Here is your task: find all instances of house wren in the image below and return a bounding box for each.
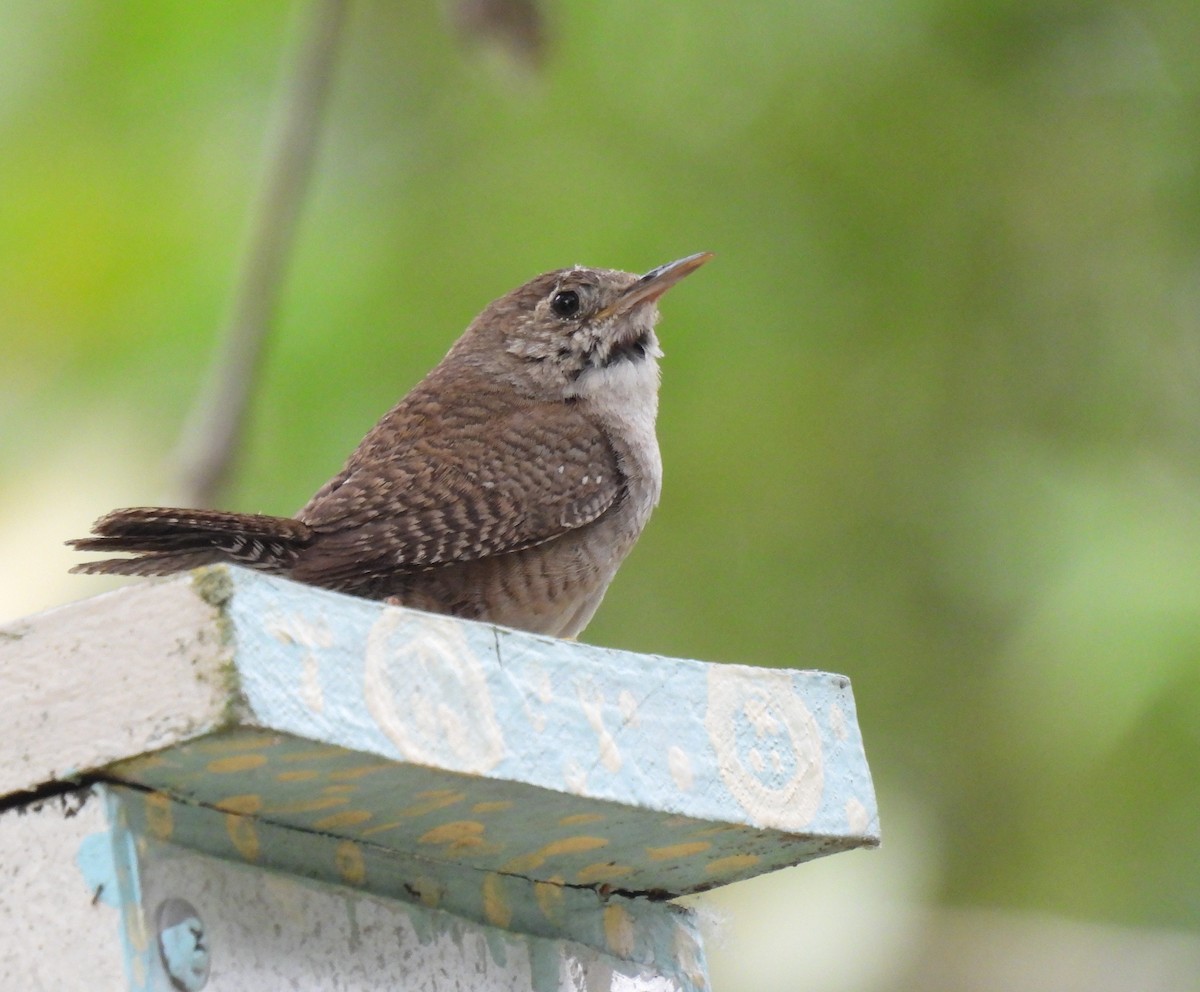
[69,252,712,638]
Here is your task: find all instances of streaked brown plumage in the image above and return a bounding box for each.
[69,253,711,637]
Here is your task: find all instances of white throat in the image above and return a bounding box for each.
[566,348,663,508]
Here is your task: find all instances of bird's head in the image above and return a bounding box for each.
[447,253,712,405]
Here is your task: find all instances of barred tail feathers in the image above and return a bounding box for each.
[68,507,312,576]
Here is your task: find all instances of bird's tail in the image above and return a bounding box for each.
[68,507,313,576]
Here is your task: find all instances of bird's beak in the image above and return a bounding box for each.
[599,252,714,319]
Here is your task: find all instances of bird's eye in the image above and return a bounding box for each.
[550,290,581,318]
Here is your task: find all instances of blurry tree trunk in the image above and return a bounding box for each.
[173,0,349,508]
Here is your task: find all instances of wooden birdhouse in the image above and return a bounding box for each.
[1,566,878,989]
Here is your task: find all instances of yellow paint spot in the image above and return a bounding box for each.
[358,790,470,838]
[688,823,742,838]
[225,814,260,861]
[472,800,513,814]
[358,821,400,838]
[143,792,173,841]
[276,769,319,782]
[215,794,262,815]
[267,796,350,815]
[646,841,711,861]
[395,791,466,818]
[538,835,608,858]
[313,809,373,831]
[334,840,366,885]
[418,820,486,848]
[482,873,512,929]
[534,877,565,923]
[500,852,545,874]
[496,839,609,878]
[575,862,634,885]
[200,734,279,753]
[558,812,605,827]
[408,876,442,908]
[603,904,636,958]
[279,746,339,763]
[322,783,357,794]
[206,753,268,774]
[416,789,462,800]
[705,853,761,876]
[329,764,388,781]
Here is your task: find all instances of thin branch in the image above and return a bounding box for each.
[173,0,350,508]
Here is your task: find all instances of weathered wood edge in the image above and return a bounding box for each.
[0,574,234,798]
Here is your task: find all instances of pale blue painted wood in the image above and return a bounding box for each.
[218,565,879,848]
[102,564,877,932]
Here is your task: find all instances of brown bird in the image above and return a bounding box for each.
[69,252,712,638]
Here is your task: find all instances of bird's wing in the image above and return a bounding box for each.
[290,403,621,584]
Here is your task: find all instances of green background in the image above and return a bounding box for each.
[3,2,1198,987]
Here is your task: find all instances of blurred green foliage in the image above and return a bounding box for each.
[3,0,1199,968]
